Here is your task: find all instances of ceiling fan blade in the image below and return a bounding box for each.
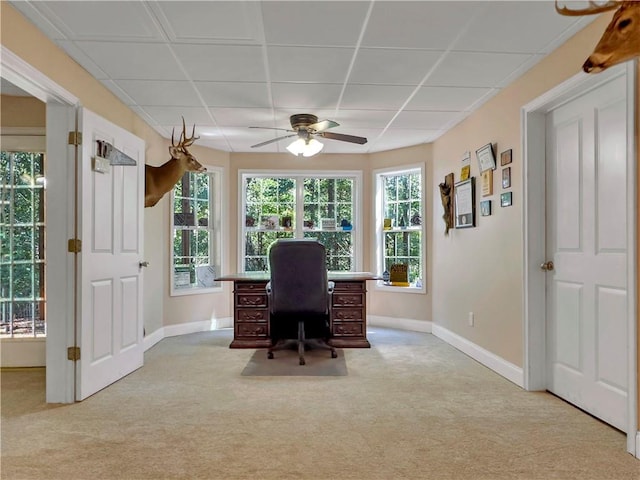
[249,126,294,133]
[251,134,297,148]
[319,131,367,145]
[308,119,339,133]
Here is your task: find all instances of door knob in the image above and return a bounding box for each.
[540,261,554,271]
[139,261,150,268]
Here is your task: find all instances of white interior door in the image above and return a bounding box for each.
[545,74,628,431]
[76,108,145,400]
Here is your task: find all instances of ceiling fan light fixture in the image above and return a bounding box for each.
[286,137,323,157]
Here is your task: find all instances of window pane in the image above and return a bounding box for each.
[380,169,423,286]
[171,171,219,292]
[243,174,358,272]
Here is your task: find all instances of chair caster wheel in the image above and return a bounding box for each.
[268,352,274,359]
[331,351,337,358]
[299,358,305,365]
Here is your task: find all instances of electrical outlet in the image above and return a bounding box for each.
[468,312,474,327]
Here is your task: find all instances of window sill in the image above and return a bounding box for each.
[170,284,223,297]
[373,282,426,294]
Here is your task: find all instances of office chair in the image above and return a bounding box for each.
[266,239,337,365]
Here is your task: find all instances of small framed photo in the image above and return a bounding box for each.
[500,192,513,207]
[480,200,491,217]
[476,143,496,172]
[481,169,493,197]
[502,167,511,189]
[500,149,512,166]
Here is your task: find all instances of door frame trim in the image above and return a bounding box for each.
[521,62,637,456]
[1,46,80,403]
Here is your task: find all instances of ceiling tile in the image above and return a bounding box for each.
[267,46,355,83]
[211,107,276,128]
[150,1,262,43]
[341,84,416,110]
[116,80,202,107]
[172,44,266,81]
[391,111,461,130]
[455,1,584,54]
[406,86,494,111]
[196,81,271,108]
[73,42,186,80]
[424,51,532,88]
[140,106,212,126]
[19,1,165,41]
[349,48,444,86]
[271,83,342,110]
[362,1,484,49]
[261,1,370,46]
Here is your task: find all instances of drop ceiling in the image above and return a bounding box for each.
[6,1,594,154]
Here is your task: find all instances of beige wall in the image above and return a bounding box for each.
[1,95,45,126]
[431,14,618,367]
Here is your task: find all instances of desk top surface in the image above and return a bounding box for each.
[216,271,379,282]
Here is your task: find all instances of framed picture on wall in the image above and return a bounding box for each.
[454,178,475,228]
[502,167,511,189]
[500,149,512,166]
[476,143,496,172]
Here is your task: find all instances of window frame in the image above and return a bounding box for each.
[238,169,363,273]
[169,165,224,297]
[373,163,426,294]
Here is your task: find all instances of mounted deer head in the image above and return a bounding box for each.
[144,117,206,208]
[556,1,640,73]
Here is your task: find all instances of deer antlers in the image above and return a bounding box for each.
[171,116,199,151]
[555,1,622,16]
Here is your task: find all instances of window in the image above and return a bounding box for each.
[1,151,46,337]
[241,172,361,272]
[375,165,425,291]
[170,168,223,295]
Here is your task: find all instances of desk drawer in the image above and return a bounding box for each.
[236,322,269,337]
[235,282,268,291]
[332,308,362,321]
[236,293,268,308]
[333,293,364,308]
[333,321,364,337]
[237,308,268,322]
[333,281,364,292]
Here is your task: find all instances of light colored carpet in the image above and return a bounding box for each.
[2,327,639,480]
[241,347,347,376]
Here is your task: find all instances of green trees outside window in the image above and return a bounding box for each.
[242,174,359,272]
[1,151,46,337]
[377,167,424,287]
[171,169,221,294]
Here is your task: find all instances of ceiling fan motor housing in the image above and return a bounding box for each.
[290,113,318,131]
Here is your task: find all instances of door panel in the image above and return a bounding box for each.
[546,75,627,431]
[77,108,145,400]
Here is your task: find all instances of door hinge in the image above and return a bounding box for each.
[67,346,81,361]
[67,238,82,253]
[68,131,82,146]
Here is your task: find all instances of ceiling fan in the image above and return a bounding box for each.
[250,114,367,155]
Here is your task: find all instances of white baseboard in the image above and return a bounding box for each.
[432,324,523,387]
[0,338,46,367]
[143,317,233,352]
[368,315,432,333]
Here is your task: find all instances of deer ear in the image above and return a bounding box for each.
[169,146,179,158]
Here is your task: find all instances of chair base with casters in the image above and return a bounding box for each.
[267,319,337,365]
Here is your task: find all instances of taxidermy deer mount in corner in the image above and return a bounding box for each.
[556,1,640,73]
[144,117,206,208]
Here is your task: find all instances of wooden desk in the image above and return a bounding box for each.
[215,272,377,349]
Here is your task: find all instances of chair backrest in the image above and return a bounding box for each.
[268,239,329,316]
